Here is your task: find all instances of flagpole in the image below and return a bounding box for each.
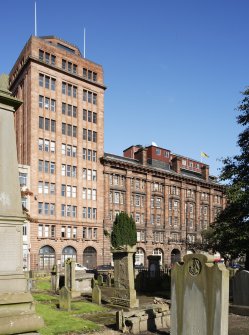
[35,1,37,36]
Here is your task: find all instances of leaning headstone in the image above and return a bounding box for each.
[233,270,249,306]
[59,286,71,311]
[0,74,44,334]
[92,285,101,305]
[111,245,139,308]
[171,253,229,335]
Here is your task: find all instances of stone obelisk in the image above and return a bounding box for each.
[0,74,44,334]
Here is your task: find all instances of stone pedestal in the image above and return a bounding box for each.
[111,245,139,308]
[0,75,44,334]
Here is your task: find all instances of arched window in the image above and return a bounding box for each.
[39,245,55,270]
[135,248,145,266]
[83,246,97,269]
[61,246,76,266]
[153,248,164,265]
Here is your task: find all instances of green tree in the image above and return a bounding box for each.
[208,88,249,269]
[111,212,137,248]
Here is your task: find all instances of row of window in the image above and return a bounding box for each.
[82,168,97,181]
[38,161,99,180]
[39,138,55,153]
[62,59,77,74]
[39,120,98,143]
[82,128,97,142]
[39,96,56,111]
[82,148,97,161]
[109,175,222,202]
[83,109,97,123]
[38,202,55,215]
[83,89,97,105]
[62,143,77,157]
[83,68,97,82]
[82,188,97,200]
[82,207,97,219]
[38,224,98,240]
[38,181,56,194]
[62,82,77,97]
[39,117,56,132]
[39,50,56,65]
[62,103,77,117]
[62,123,77,137]
[39,74,56,90]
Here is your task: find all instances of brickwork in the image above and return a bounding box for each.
[11,36,105,269]
[102,151,225,267]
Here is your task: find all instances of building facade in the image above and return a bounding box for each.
[101,145,225,267]
[10,36,106,270]
[10,35,225,270]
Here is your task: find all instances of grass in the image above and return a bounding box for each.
[32,278,107,335]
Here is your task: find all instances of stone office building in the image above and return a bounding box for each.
[10,35,105,270]
[101,144,225,267]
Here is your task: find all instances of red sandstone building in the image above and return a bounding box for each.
[10,36,105,270]
[9,36,225,270]
[101,145,225,266]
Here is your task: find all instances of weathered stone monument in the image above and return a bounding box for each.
[59,286,71,311]
[64,258,81,298]
[0,74,44,334]
[111,245,139,308]
[232,270,249,306]
[171,253,229,335]
[92,284,102,305]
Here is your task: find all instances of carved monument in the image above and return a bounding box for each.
[171,253,229,335]
[0,74,44,334]
[111,245,139,308]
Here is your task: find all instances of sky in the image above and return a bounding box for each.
[0,0,248,176]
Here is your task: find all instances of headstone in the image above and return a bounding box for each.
[171,253,229,335]
[64,258,80,298]
[0,74,44,334]
[92,285,101,305]
[97,274,103,286]
[106,273,112,287]
[148,255,161,278]
[111,245,139,308]
[59,286,71,311]
[233,270,249,306]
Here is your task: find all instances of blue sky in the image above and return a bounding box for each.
[1,0,248,176]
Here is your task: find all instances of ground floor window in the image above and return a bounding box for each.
[39,245,55,270]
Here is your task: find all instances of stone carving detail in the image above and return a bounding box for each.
[188,257,202,276]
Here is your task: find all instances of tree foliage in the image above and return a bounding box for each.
[111,212,137,248]
[206,88,249,269]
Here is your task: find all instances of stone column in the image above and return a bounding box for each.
[0,74,44,334]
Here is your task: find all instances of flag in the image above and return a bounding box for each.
[201,152,209,158]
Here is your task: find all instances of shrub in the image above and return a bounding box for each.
[111,212,137,248]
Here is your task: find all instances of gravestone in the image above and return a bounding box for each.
[233,270,249,306]
[111,245,139,308]
[92,285,101,305]
[148,255,161,278]
[59,286,71,311]
[64,258,80,298]
[171,253,229,335]
[0,74,44,334]
[97,274,103,286]
[106,273,112,287]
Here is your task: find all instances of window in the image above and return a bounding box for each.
[156,148,161,155]
[19,173,27,186]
